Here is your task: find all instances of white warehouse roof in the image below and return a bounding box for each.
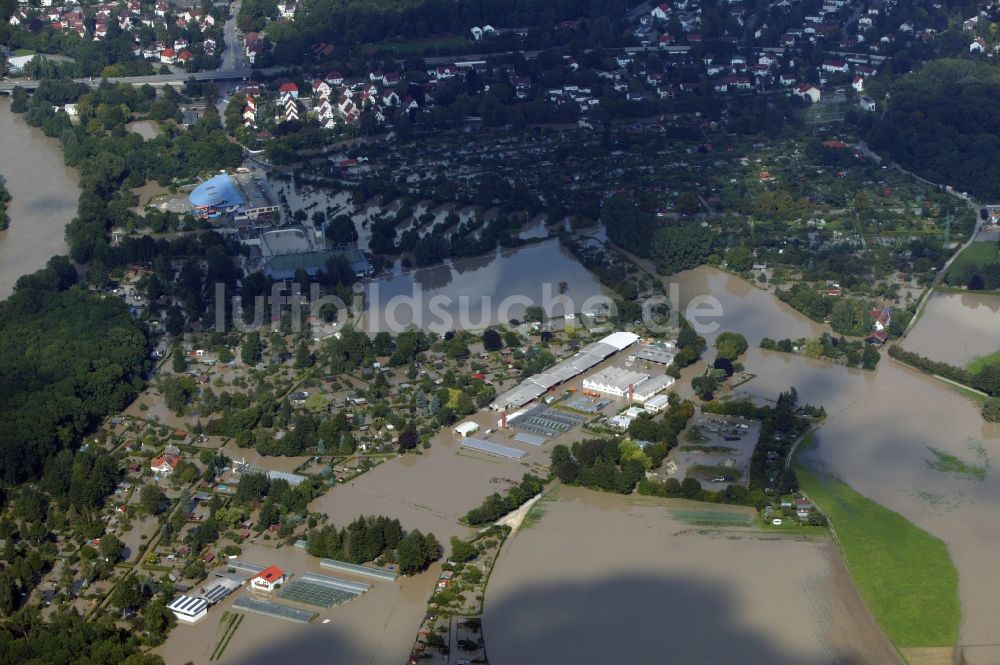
[600,331,640,350]
[454,422,480,437]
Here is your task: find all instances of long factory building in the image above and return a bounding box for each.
[490,331,639,411]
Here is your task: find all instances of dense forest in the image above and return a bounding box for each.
[254,0,630,61]
[0,282,149,483]
[601,195,714,275]
[869,59,1000,199]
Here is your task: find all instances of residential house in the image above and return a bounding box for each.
[150,454,180,476]
[794,83,821,103]
[651,2,671,20]
[250,565,286,593]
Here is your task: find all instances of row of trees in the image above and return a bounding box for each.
[887,346,1000,398]
[305,516,440,574]
[0,180,9,231]
[761,334,881,370]
[463,474,545,525]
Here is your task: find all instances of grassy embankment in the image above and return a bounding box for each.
[793,436,960,649]
[968,349,1000,374]
[939,241,1000,295]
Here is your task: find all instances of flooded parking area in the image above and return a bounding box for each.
[659,414,759,490]
[484,485,899,665]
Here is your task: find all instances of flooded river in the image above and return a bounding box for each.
[0,99,80,297]
[903,290,1000,367]
[666,266,1000,662]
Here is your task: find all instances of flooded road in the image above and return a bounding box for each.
[0,99,80,297]
[484,486,899,665]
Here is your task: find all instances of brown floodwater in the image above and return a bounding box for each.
[669,267,1000,662]
[903,290,1000,367]
[671,265,826,344]
[155,542,439,665]
[0,99,80,297]
[484,485,899,665]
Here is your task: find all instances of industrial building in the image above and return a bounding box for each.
[630,344,677,366]
[167,595,209,624]
[631,374,676,402]
[454,421,480,437]
[490,332,639,411]
[583,366,650,398]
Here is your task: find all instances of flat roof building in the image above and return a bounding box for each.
[631,344,677,366]
[632,374,676,402]
[167,595,209,624]
[491,332,639,411]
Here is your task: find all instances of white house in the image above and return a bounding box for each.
[794,84,821,103]
[651,2,671,20]
[858,95,876,112]
[852,75,864,92]
[970,38,987,53]
[250,566,286,593]
[167,595,208,624]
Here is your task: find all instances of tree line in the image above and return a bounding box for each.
[463,474,544,526]
[306,515,440,575]
[0,180,9,231]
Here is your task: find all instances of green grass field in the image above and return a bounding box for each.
[670,508,752,527]
[794,438,960,648]
[967,348,1000,373]
[946,241,999,283]
[14,49,36,57]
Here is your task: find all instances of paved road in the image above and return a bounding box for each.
[0,66,288,93]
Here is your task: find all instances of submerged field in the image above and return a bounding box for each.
[794,437,960,649]
[483,485,899,665]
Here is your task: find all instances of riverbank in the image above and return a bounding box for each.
[793,435,960,653]
[0,99,81,296]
